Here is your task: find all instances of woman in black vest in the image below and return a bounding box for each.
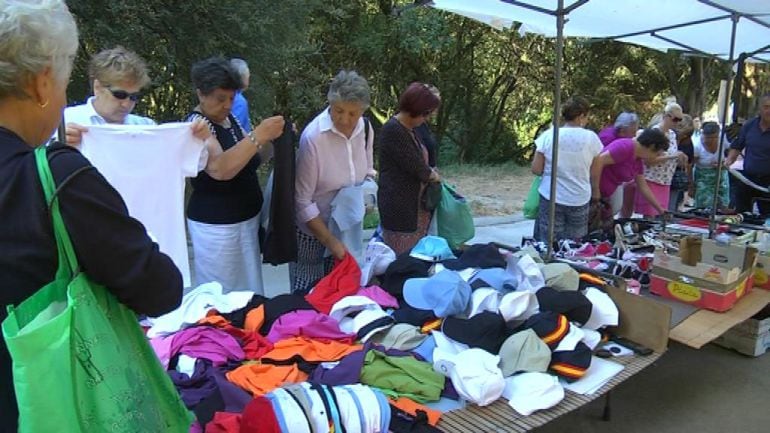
[186,57,284,294]
[378,83,441,254]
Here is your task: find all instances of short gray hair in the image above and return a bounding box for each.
[0,0,78,99]
[230,58,249,78]
[327,70,370,108]
[614,112,639,131]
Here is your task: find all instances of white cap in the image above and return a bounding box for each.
[506,254,545,292]
[434,348,505,406]
[468,288,502,317]
[498,291,539,322]
[295,383,328,433]
[332,386,364,433]
[329,296,380,323]
[503,372,564,416]
[581,328,602,350]
[268,389,312,433]
[360,241,397,286]
[554,322,585,352]
[339,307,394,341]
[582,287,619,330]
[344,384,381,433]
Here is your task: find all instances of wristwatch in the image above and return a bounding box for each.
[247,131,260,148]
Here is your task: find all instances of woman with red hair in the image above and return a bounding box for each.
[377,82,442,254]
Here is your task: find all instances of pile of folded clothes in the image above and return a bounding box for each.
[143,235,623,433]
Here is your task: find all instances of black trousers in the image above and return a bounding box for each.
[732,171,770,214]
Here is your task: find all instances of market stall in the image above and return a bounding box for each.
[143,238,671,433]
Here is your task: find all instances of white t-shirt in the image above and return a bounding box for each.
[536,126,603,206]
[80,123,206,287]
[694,137,723,168]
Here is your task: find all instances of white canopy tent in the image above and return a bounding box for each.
[428,0,770,256]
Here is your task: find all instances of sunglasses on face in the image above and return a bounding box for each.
[107,88,142,102]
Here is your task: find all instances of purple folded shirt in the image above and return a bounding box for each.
[266,309,355,343]
[152,327,245,368]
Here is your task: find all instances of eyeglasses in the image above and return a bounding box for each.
[668,114,683,123]
[107,88,142,102]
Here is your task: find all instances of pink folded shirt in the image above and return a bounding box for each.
[356,285,399,309]
[266,310,355,344]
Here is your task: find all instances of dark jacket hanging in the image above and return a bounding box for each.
[263,119,298,264]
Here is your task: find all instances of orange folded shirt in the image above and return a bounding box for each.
[389,397,442,426]
[226,363,308,396]
[244,305,265,334]
[261,336,362,362]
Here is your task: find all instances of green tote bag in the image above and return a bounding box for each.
[523,176,542,219]
[436,182,475,250]
[1,147,193,433]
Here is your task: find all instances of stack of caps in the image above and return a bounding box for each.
[244,383,390,433]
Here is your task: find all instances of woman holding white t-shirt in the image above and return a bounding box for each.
[531,96,603,241]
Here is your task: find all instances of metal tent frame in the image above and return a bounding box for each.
[428,0,770,258]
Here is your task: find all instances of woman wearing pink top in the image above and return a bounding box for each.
[291,71,375,293]
[590,129,670,222]
[623,102,688,217]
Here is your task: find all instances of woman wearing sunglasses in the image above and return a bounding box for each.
[63,47,155,145]
[622,101,688,218]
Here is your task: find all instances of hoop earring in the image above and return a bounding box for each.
[39,99,49,109]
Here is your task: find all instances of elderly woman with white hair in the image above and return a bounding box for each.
[599,111,640,147]
[291,70,376,293]
[0,0,185,429]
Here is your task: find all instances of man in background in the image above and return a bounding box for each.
[724,93,770,213]
[230,58,252,132]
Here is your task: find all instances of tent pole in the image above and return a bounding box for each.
[546,0,565,261]
[709,13,738,238]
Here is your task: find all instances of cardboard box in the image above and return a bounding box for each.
[713,330,770,356]
[713,312,770,356]
[651,240,758,311]
[752,253,770,290]
[668,289,770,348]
[650,270,753,312]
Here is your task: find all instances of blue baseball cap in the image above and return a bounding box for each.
[410,236,456,262]
[470,268,517,292]
[403,270,471,317]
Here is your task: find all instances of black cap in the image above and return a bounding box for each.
[517,311,570,349]
[442,243,506,270]
[381,253,431,298]
[535,287,593,326]
[442,311,511,354]
[392,302,437,327]
[550,342,592,382]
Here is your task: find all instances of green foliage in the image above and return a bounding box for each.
[66,0,740,164]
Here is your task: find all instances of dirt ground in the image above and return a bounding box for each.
[442,164,534,217]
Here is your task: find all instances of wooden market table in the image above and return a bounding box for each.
[437,352,661,433]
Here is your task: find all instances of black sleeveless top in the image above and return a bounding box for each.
[186,111,263,224]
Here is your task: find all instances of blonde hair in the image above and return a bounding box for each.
[0,0,78,99]
[88,46,151,89]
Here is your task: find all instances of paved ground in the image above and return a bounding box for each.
[260,217,770,433]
